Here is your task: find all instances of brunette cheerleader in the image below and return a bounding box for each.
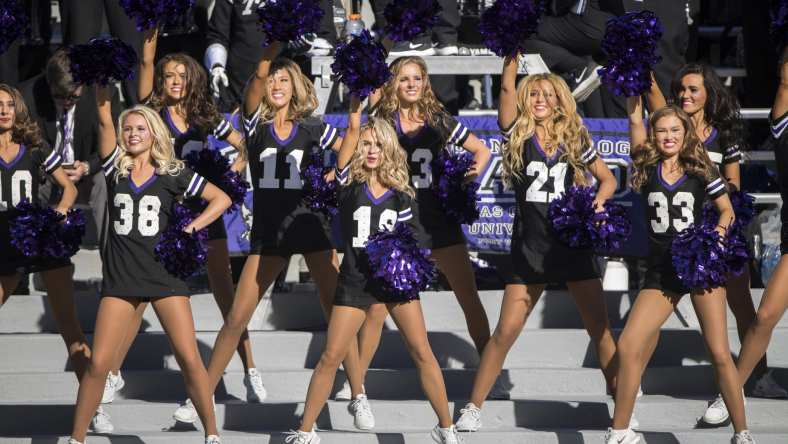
[455,54,620,432]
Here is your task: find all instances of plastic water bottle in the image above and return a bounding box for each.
[343,13,365,41]
[333,2,346,39]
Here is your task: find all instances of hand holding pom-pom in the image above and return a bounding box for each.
[383,0,442,43]
[68,38,138,86]
[671,224,729,290]
[10,201,85,259]
[184,150,249,214]
[120,0,195,31]
[331,29,391,98]
[256,0,324,44]
[430,150,480,225]
[301,152,338,218]
[365,223,435,301]
[154,203,208,280]
[548,186,598,248]
[0,0,28,54]
[593,201,632,252]
[479,0,544,58]
[598,11,663,97]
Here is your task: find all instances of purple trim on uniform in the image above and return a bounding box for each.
[163,107,187,137]
[364,183,393,205]
[270,122,299,146]
[532,137,561,163]
[129,173,158,194]
[394,113,427,140]
[0,144,26,169]
[657,162,688,191]
[703,127,718,145]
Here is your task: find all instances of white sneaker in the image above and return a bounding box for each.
[732,430,756,444]
[90,406,114,433]
[434,44,459,56]
[68,439,84,444]
[205,435,221,444]
[350,394,375,430]
[244,368,268,403]
[488,378,511,400]
[604,428,640,444]
[173,396,215,423]
[284,429,321,444]
[751,371,788,398]
[335,380,352,401]
[572,64,602,102]
[701,394,730,426]
[455,402,482,432]
[430,424,464,444]
[101,371,124,404]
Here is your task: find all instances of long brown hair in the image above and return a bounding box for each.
[0,84,47,151]
[147,53,223,131]
[631,106,716,190]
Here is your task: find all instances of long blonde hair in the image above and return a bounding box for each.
[501,73,593,188]
[631,105,716,190]
[254,58,318,123]
[114,105,184,181]
[347,117,414,198]
[372,56,453,141]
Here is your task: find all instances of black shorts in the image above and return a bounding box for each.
[642,249,689,296]
[333,280,419,308]
[489,249,601,285]
[420,220,467,250]
[781,223,788,255]
[0,256,72,277]
[250,205,335,257]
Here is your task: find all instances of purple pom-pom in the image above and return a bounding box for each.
[154,203,208,280]
[68,38,137,86]
[9,201,85,259]
[256,0,324,44]
[365,223,435,301]
[0,0,28,54]
[598,11,663,97]
[671,224,729,290]
[383,0,442,43]
[771,0,788,51]
[120,0,195,31]
[430,150,479,225]
[479,0,544,58]
[331,29,391,98]
[183,149,249,213]
[301,152,338,217]
[725,229,749,276]
[700,190,754,231]
[548,186,598,248]
[593,201,632,251]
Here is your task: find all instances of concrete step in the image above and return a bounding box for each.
[5,367,784,403]
[3,329,788,373]
[2,396,787,435]
[4,429,788,444]
[1,288,778,333]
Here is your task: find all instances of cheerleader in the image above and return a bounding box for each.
[67,86,229,444]
[604,96,751,444]
[0,83,98,426]
[455,54,619,432]
[105,25,267,415]
[646,66,786,423]
[197,41,371,428]
[284,95,464,444]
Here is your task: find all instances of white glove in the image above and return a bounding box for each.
[210,65,229,98]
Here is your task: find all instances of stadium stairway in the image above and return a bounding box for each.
[1,250,787,443]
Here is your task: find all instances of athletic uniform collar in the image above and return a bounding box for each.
[0,144,25,170]
[657,161,688,191]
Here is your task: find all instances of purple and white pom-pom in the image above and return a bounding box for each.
[10,201,85,259]
[365,223,435,301]
[0,0,28,54]
[430,150,480,225]
[479,0,544,58]
[598,10,663,97]
[671,224,729,290]
[68,37,138,86]
[772,0,788,51]
[383,0,442,43]
[256,0,324,44]
[154,203,208,280]
[119,0,195,31]
[593,201,632,252]
[548,186,598,248]
[331,29,391,98]
[301,152,338,218]
[183,150,249,213]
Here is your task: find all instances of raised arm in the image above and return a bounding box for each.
[137,27,158,103]
[645,71,667,112]
[243,42,282,117]
[336,95,362,170]
[773,47,788,120]
[184,183,231,233]
[367,37,394,110]
[96,85,117,160]
[627,95,647,154]
[498,54,519,131]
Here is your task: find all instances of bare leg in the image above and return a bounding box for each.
[299,305,367,432]
[432,244,491,353]
[388,300,453,428]
[358,304,389,377]
[468,283,545,407]
[152,296,218,437]
[110,301,145,374]
[690,287,747,433]
[206,239,256,371]
[726,268,768,378]
[611,290,676,429]
[0,274,22,308]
